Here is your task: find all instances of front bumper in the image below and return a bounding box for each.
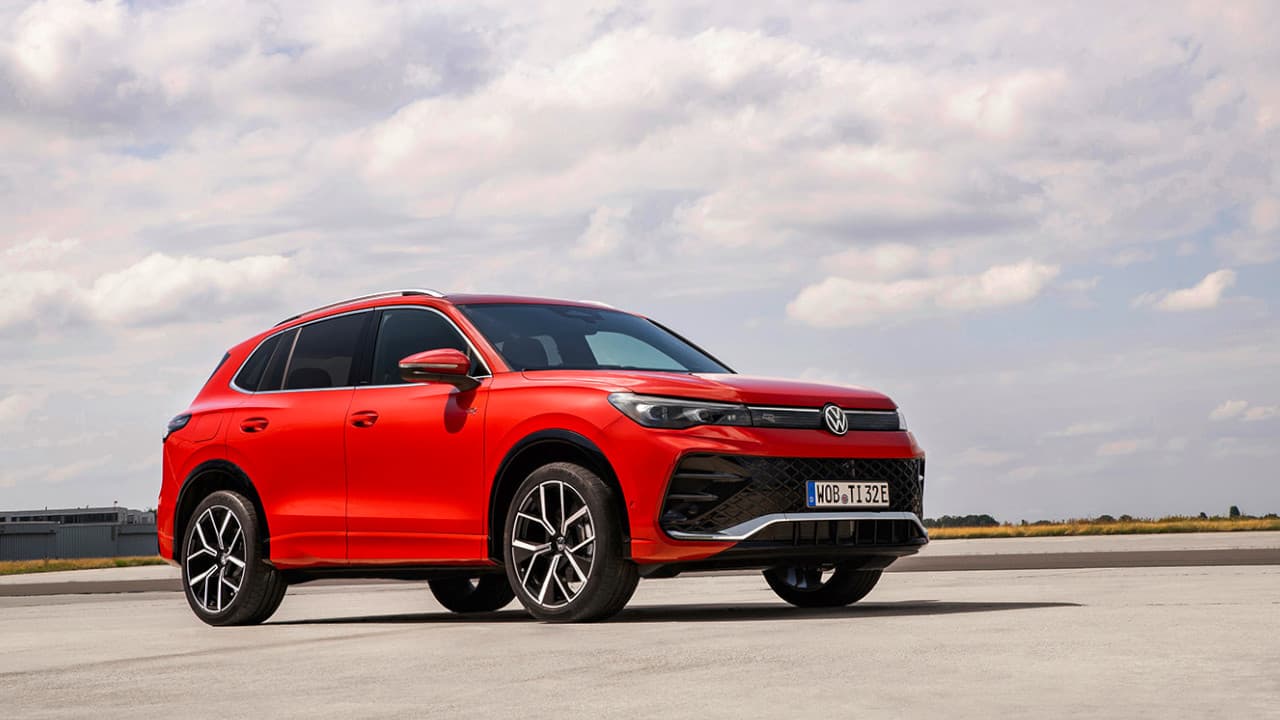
[659,454,924,536]
[666,511,927,542]
[606,421,927,567]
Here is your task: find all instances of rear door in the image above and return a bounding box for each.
[344,306,490,563]
[228,311,371,565]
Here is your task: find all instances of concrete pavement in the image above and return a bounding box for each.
[3,531,1277,597]
[1,542,1278,718]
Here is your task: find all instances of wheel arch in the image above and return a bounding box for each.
[488,429,629,562]
[173,460,270,562]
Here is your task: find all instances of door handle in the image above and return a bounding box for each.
[240,417,269,433]
[350,411,379,428]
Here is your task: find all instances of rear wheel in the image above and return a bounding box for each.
[181,490,286,626]
[503,462,638,622]
[764,565,882,608]
[428,575,515,613]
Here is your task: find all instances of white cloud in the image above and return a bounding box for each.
[787,260,1060,327]
[824,244,930,280]
[0,1,1278,519]
[1209,400,1249,421]
[0,253,290,332]
[1046,420,1122,438]
[1210,399,1277,423]
[88,253,291,325]
[952,448,1018,467]
[1096,439,1149,457]
[4,238,81,268]
[1252,198,1280,233]
[0,393,42,432]
[1217,197,1280,264]
[1107,249,1155,267]
[1244,405,1279,422]
[1212,438,1279,459]
[45,454,114,484]
[0,269,86,334]
[573,204,632,259]
[1133,269,1237,312]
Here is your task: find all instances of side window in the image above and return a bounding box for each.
[259,329,296,392]
[370,309,475,386]
[283,314,368,390]
[234,336,280,391]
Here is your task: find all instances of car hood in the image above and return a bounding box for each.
[519,370,896,410]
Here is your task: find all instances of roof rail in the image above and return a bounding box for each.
[275,289,446,326]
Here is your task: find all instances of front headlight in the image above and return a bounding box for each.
[608,393,752,429]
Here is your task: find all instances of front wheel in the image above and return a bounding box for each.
[181,490,287,626]
[503,462,638,622]
[763,565,882,608]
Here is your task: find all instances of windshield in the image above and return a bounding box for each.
[457,303,732,373]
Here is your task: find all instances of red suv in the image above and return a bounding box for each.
[159,290,926,624]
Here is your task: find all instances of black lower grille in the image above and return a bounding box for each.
[661,455,924,535]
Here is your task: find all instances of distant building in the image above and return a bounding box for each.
[0,506,156,526]
[0,506,158,561]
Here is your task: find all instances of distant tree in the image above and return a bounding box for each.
[1229,505,1241,519]
[1198,512,1208,519]
[1096,515,1116,523]
[925,514,1000,528]
[1119,514,1134,522]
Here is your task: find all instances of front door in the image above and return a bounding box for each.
[344,306,490,563]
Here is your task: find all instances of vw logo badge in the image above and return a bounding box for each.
[822,403,848,436]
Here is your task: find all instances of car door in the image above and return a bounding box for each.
[227,311,370,565]
[344,306,491,563]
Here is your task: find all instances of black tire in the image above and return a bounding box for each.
[763,565,882,608]
[181,490,285,626]
[503,462,638,622]
[428,575,515,613]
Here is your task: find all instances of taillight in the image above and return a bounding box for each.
[164,413,192,442]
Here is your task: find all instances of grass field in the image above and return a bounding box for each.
[0,556,168,577]
[928,517,1280,539]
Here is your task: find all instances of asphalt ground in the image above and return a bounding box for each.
[1,532,1277,718]
[2,530,1277,597]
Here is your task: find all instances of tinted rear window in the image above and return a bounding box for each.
[233,336,280,391]
[259,329,296,392]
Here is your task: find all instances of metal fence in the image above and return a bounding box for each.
[0,522,158,561]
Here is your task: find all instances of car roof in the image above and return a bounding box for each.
[444,293,616,309]
[274,290,624,329]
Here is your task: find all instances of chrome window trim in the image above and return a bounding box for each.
[274,289,447,326]
[665,511,927,542]
[229,305,490,395]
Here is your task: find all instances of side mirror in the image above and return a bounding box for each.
[399,349,480,391]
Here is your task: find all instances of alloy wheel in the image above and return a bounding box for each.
[510,479,596,609]
[184,505,246,614]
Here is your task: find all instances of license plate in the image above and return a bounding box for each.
[806,481,891,508]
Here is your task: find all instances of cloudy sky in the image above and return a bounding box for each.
[1,0,1278,521]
